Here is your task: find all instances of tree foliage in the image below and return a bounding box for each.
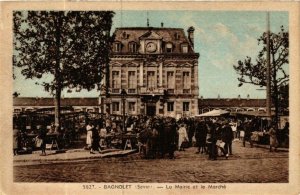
[233,25,289,118]
[233,26,289,89]
[278,83,289,112]
[13,11,114,131]
[13,11,114,94]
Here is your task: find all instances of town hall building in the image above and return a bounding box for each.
[100,25,200,117]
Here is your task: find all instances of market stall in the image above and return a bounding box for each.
[233,111,274,145]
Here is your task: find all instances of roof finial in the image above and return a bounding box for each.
[147,11,149,27]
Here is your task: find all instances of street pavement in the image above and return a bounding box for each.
[13,140,288,183]
[13,148,137,166]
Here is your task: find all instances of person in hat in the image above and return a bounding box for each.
[86,120,94,149]
[178,124,188,151]
[90,121,101,154]
[207,121,218,160]
[38,125,47,156]
[221,121,234,156]
[243,121,253,148]
[267,124,279,152]
[230,120,238,140]
[195,119,208,154]
[13,128,20,156]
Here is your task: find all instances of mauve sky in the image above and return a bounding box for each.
[13,11,288,98]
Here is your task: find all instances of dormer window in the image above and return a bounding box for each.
[174,32,180,40]
[181,43,188,53]
[122,31,129,39]
[114,42,122,52]
[129,42,138,53]
[166,43,173,53]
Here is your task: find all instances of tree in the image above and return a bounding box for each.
[233,26,289,121]
[278,83,289,114]
[13,11,114,132]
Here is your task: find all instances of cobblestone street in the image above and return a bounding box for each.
[14,140,288,183]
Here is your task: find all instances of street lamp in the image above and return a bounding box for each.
[120,89,127,133]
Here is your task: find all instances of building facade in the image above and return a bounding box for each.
[13,97,269,115]
[100,26,199,117]
[198,98,268,114]
[13,97,100,114]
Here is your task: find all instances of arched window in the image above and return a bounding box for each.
[181,43,188,53]
[258,108,266,112]
[236,108,245,112]
[174,32,180,40]
[114,42,122,52]
[165,42,173,53]
[129,42,138,53]
[86,107,95,113]
[14,108,22,113]
[74,108,83,112]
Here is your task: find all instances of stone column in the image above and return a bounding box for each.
[194,61,199,96]
[159,61,163,87]
[140,62,143,86]
[193,61,199,115]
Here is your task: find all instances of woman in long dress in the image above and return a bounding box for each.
[91,125,101,154]
[39,125,47,156]
[13,128,20,155]
[86,121,93,149]
[268,125,279,152]
[178,124,188,151]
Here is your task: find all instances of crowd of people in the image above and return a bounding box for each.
[13,112,289,158]
[83,114,290,160]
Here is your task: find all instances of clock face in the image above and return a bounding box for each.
[146,42,157,53]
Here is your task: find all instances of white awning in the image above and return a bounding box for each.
[196,109,229,117]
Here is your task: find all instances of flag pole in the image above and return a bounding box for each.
[266,12,272,123]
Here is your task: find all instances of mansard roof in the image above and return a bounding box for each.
[113,27,195,53]
[139,30,163,40]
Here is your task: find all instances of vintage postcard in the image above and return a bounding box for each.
[0,1,299,195]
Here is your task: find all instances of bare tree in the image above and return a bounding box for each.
[233,26,289,120]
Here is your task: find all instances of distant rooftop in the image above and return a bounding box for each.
[199,98,267,107]
[13,97,267,108]
[13,97,99,107]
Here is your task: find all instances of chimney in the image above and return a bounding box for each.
[161,22,164,28]
[187,26,195,48]
[247,94,250,100]
[238,94,241,100]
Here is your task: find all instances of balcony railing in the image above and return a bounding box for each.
[167,89,175,94]
[128,89,136,94]
[111,88,120,94]
[183,89,190,94]
[140,87,164,94]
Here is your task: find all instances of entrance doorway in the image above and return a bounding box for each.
[146,105,156,116]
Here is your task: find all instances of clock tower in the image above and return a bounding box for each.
[139,30,162,54]
[145,42,157,53]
